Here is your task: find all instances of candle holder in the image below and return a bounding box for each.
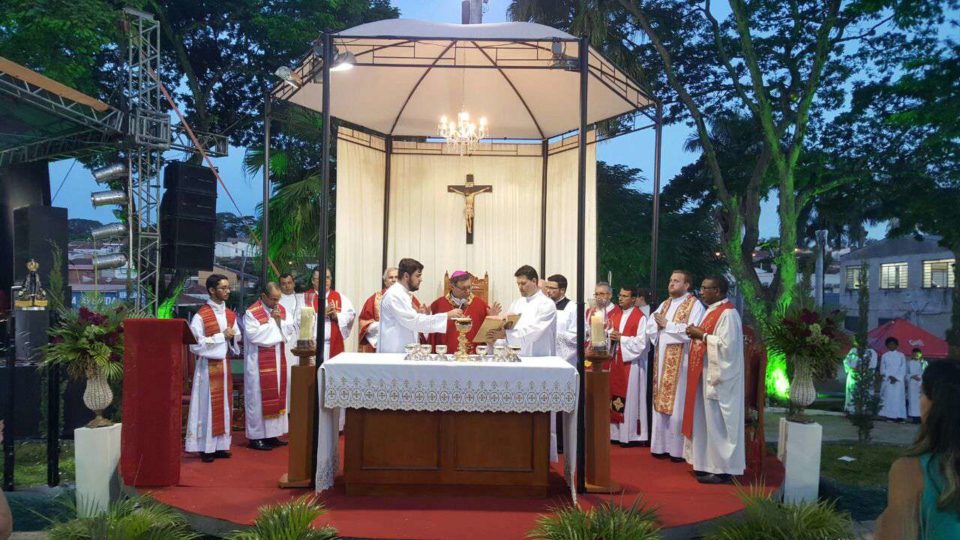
[587,299,611,356]
[452,317,473,361]
[291,340,317,367]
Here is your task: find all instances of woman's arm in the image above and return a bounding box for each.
[875,457,922,540]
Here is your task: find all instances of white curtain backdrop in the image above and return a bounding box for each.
[336,132,597,351]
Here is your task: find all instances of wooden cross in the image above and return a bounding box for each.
[447,173,492,244]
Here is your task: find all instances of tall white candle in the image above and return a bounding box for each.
[590,310,605,347]
[299,306,315,340]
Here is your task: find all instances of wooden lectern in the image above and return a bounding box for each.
[584,348,619,493]
[279,342,318,488]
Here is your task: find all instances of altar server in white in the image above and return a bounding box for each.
[683,276,744,483]
[243,282,298,450]
[543,274,577,366]
[185,274,241,462]
[487,265,556,357]
[842,344,878,414]
[609,286,650,446]
[646,270,706,461]
[378,258,461,353]
[878,337,908,421]
[278,273,300,410]
[906,347,926,421]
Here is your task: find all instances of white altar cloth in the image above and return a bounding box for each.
[315,352,580,500]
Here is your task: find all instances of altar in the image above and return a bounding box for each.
[316,353,579,498]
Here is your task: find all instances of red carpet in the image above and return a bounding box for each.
[146,434,783,539]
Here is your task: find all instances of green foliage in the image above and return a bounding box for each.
[528,498,661,540]
[41,295,143,382]
[157,278,188,319]
[764,307,845,380]
[227,495,337,540]
[703,485,856,540]
[47,240,66,312]
[46,495,199,540]
[821,442,904,488]
[0,441,75,489]
[848,263,883,442]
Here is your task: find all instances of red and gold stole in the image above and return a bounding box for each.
[609,307,645,424]
[305,289,346,359]
[652,295,698,415]
[248,300,287,418]
[681,301,734,438]
[197,304,237,436]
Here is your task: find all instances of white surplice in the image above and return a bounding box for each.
[610,306,650,444]
[279,293,301,411]
[842,347,878,414]
[685,300,745,476]
[646,293,706,458]
[377,282,447,353]
[554,299,578,366]
[185,300,240,453]
[505,290,557,357]
[906,358,925,418]
[243,304,297,440]
[878,350,907,419]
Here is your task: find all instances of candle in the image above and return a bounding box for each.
[590,310,605,347]
[299,306,316,340]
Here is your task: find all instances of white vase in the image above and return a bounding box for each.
[83,369,114,428]
[789,360,817,421]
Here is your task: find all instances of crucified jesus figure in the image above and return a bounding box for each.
[448,174,493,238]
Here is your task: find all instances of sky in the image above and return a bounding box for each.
[50,0,876,241]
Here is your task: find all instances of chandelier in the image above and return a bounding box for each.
[438,111,488,155]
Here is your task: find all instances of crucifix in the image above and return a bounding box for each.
[448,173,492,244]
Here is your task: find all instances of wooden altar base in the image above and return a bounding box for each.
[144,433,785,539]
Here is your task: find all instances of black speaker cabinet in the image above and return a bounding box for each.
[13,205,69,288]
[163,161,217,195]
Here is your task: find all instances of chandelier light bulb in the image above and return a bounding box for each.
[438,109,489,155]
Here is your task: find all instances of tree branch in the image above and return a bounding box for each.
[699,0,758,115]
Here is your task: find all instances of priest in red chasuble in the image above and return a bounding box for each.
[429,271,500,354]
[608,287,650,447]
[303,268,355,361]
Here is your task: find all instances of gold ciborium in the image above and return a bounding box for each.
[452,317,473,361]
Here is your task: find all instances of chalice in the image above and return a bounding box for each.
[436,344,448,361]
[452,317,473,361]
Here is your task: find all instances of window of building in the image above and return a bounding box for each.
[923,259,955,289]
[880,262,908,289]
[844,266,865,290]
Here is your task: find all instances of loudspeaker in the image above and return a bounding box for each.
[163,161,216,194]
[13,205,69,289]
[0,162,51,299]
[160,162,217,271]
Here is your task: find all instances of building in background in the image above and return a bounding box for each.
[839,236,954,338]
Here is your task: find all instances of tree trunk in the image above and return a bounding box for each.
[948,246,960,357]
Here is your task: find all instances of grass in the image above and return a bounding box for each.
[820,441,903,487]
[0,440,76,488]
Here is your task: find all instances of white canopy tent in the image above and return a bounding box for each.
[267,18,661,494]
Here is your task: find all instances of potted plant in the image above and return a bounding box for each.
[41,297,136,428]
[766,308,844,422]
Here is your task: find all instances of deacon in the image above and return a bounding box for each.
[543,274,577,366]
[878,337,907,421]
[647,270,705,462]
[430,271,500,354]
[683,276,745,484]
[378,258,462,353]
[609,287,650,446]
[842,342,878,414]
[358,267,399,352]
[304,268,356,362]
[243,282,297,450]
[185,274,241,462]
[487,265,556,357]
[278,273,300,410]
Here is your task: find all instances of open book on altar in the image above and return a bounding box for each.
[472,314,521,343]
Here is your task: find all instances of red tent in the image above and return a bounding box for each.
[868,319,950,359]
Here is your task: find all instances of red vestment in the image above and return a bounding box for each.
[681,301,734,438]
[608,307,644,424]
[304,288,345,359]
[429,294,489,354]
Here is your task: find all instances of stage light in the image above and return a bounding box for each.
[90,190,128,207]
[93,253,127,271]
[550,39,578,71]
[91,223,127,241]
[331,50,356,72]
[274,66,301,89]
[92,163,128,183]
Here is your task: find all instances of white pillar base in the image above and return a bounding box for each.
[777,417,822,504]
[75,423,122,516]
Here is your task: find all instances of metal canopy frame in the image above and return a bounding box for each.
[267,26,664,495]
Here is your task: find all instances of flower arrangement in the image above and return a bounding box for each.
[766,308,845,378]
[41,297,132,382]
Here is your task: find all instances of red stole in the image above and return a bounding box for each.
[681,301,735,439]
[305,289,345,359]
[429,294,488,354]
[609,307,644,424]
[248,300,287,418]
[197,304,236,437]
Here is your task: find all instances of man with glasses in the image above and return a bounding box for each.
[186,274,241,461]
[683,275,744,484]
[586,282,618,345]
[646,270,705,462]
[429,270,501,354]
